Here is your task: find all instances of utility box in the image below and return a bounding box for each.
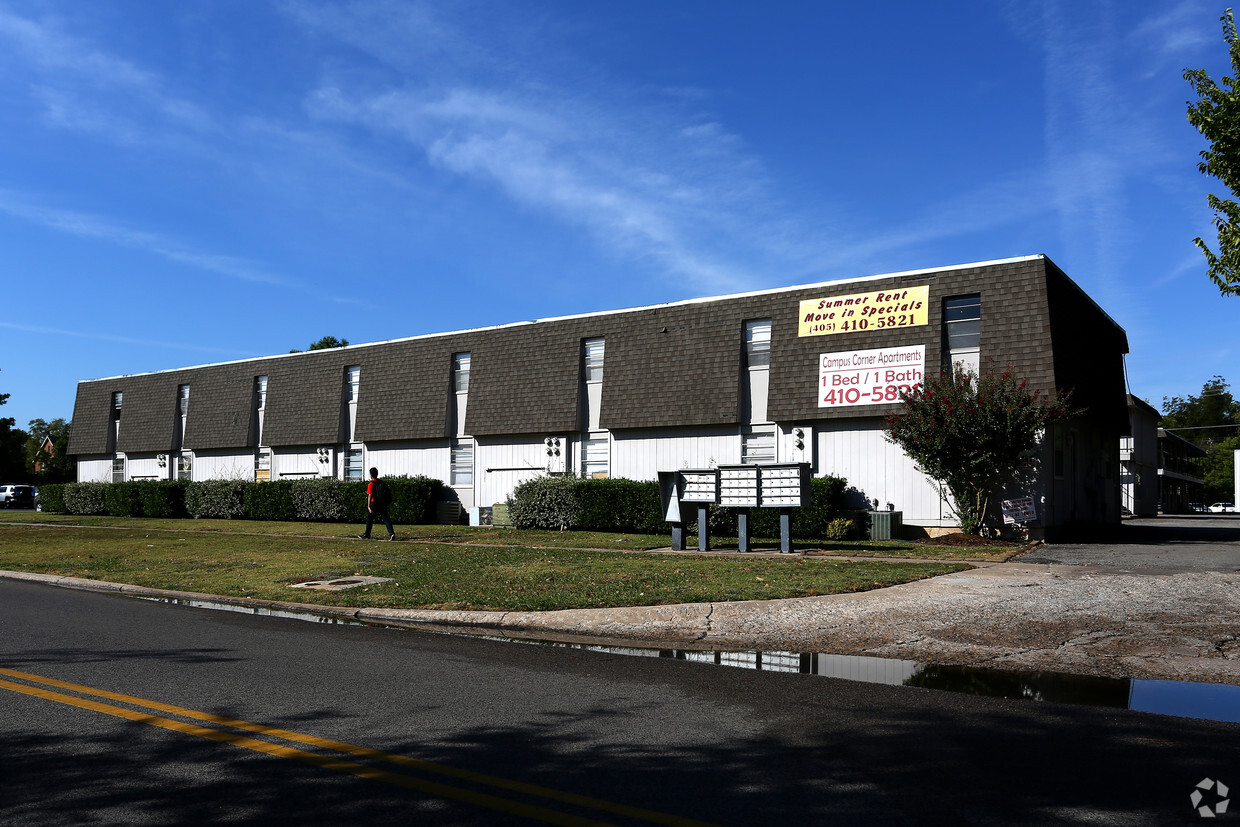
[491,503,512,527]
[867,510,903,540]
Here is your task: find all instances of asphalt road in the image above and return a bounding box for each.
[1024,515,1240,571]
[2,579,1238,825]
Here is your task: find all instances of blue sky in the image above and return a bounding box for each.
[0,0,1236,431]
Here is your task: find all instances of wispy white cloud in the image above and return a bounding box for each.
[0,189,362,308]
[306,77,769,293]
[0,320,240,356]
[0,7,213,146]
[0,189,288,286]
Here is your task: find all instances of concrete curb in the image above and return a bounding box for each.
[5,566,1239,685]
[0,569,725,643]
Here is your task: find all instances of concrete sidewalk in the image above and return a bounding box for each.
[6,558,1239,686]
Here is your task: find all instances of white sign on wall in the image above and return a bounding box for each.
[818,345,925,408]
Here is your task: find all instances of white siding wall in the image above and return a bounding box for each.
[816,419,953,527]
[611,427,741,480]
[366,441,451,480]
[275,447,330,479]
[78,420,1058,532]
[195,451,256,481]
[476,436,548,507]
[126,454,165,480]
[78,457,112,482]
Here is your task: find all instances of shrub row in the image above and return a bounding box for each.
[40,477,442,524]
[507,474,851,538]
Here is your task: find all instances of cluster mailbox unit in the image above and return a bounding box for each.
[660,463,812,553]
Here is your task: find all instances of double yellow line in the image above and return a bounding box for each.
[0,667,714,827]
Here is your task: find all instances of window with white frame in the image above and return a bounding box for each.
[112,392,123,417]
[943,295,981,374]
[583,338,605,382]
[450,439,473,486]
[742,319,771,424]
[255,449,271,482]
[254,375,268,448]
[112,455,125,483]
[744,320,771,367]
[584,434,609,478]
[177,452,193,481]
[453,353,471,393]
[177,384,190,450]
[346,365,361,402]
[741,427,776,465]
[345,447,364,481]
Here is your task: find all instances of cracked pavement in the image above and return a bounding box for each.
[359,517,1240,685]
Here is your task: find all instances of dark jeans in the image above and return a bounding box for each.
[363,507,394,538]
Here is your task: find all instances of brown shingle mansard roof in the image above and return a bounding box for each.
[68,255,1129,455]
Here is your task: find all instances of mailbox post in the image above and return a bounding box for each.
[759,463,812,553]
[719,466,759,552]
[661,463,811,553]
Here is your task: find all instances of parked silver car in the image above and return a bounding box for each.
[0,484,35,509]
[1208,502,1237,513]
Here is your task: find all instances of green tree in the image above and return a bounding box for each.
[1161,375,1240,445]
[0,371,30,481]
[1185,8,1240,297]
[1162,376,1240,502]
[1203,434,1240,502]
[290,336,350,353]
[885,366,1074,535]
[24,418,74,483]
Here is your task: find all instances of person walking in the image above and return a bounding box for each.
[359,467,395,540]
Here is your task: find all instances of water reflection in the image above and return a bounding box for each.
[145,594,1240,725]
[536,642,1240,725]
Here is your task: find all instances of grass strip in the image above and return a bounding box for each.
[0,512,1012,560]
[0,523,970,612]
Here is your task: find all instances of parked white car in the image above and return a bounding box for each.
[1208,502,1237,513]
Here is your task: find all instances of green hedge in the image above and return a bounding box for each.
[138,481,188,518]
[63,482,107,515]
[37,484,67,514]
[243,480,296,521]
[45,476,441,524]
[508,474,849,537]
[93,481,190,518]
[573,478,664,533]
[186,480,247,519]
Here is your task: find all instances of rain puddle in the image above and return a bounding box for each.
[145,595,1240,725]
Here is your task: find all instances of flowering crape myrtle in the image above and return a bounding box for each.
[885,365,1074,535]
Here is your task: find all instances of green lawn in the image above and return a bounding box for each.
[0,517,976,612]
[0,511,1014,559]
